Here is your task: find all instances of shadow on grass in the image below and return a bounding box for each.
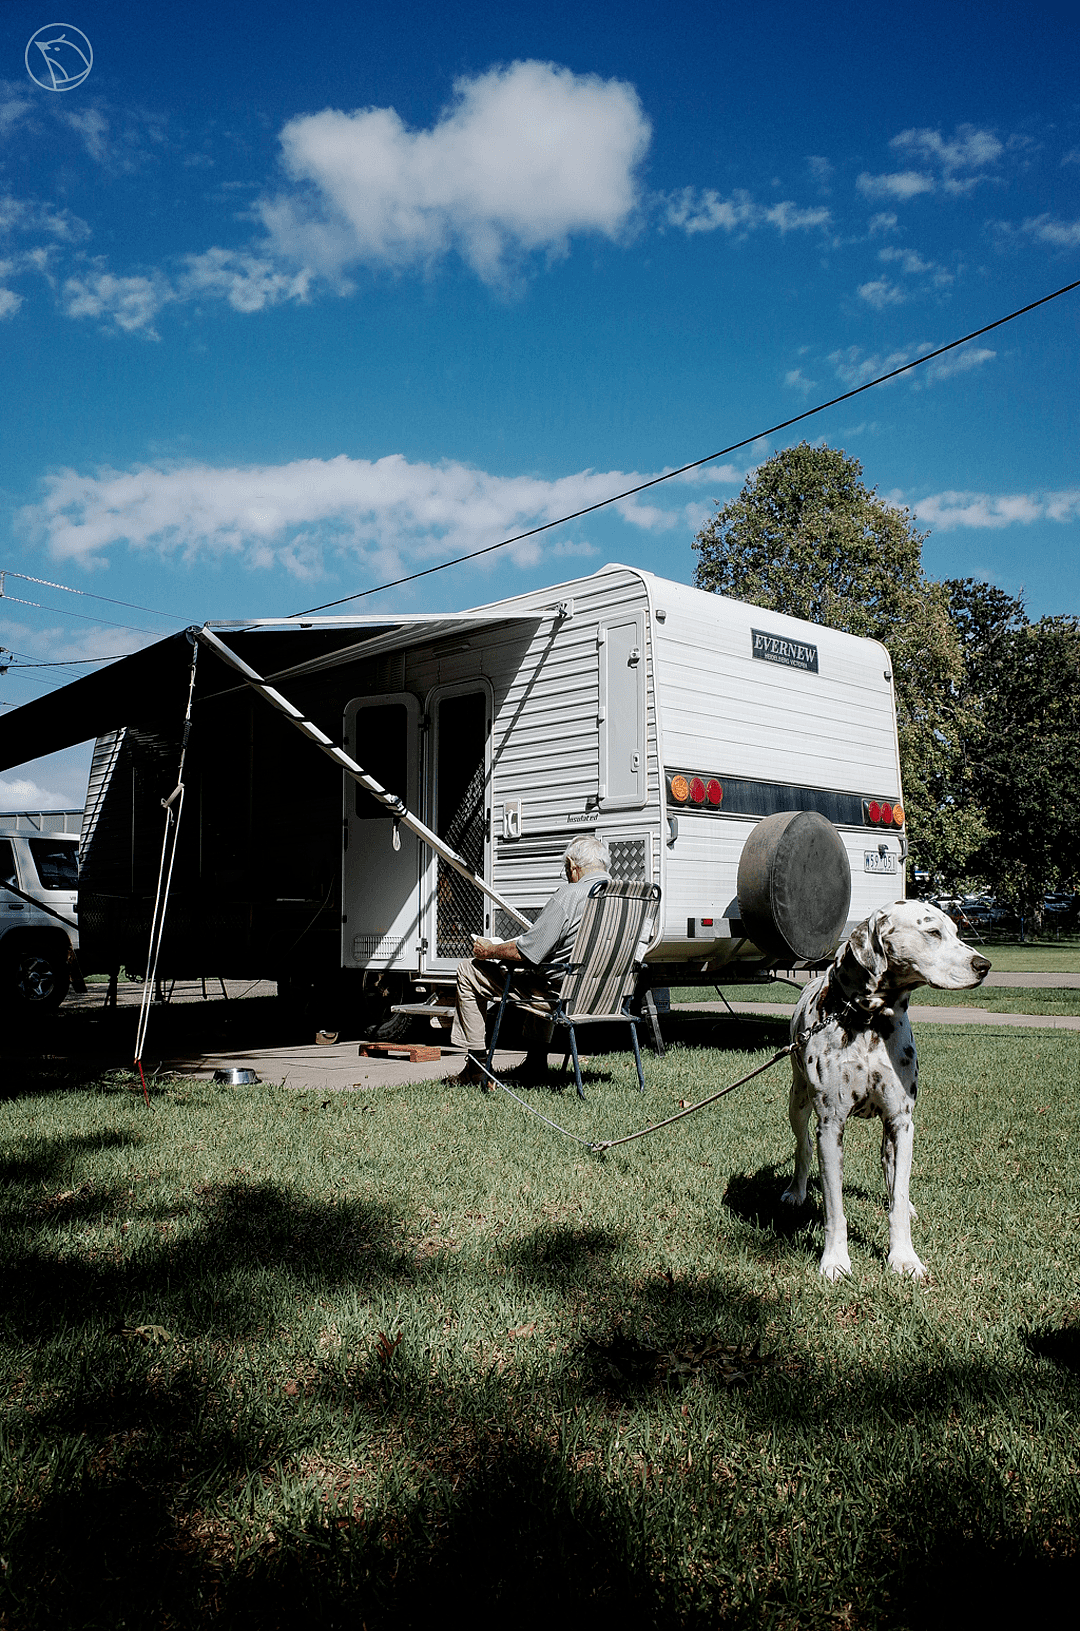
[1023,1322,1080,1373]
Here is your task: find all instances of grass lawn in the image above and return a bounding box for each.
[958,938,1080,974]
[672,984,1080,1017]
[2,1026,1079,1627]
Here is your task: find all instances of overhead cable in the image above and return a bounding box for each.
[295,276,1080,616]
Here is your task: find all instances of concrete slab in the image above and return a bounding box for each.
[157,1040,566,1092]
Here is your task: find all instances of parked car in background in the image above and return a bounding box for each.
[0,811,80,1010]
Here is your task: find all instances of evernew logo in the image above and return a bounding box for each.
[750,629,819,673]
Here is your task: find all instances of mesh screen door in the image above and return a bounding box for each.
[429,688,491,965]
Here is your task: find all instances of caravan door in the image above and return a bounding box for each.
[342,694,421,970]
[421,683,493,975]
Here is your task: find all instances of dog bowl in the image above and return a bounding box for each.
[213,1067,260,1086]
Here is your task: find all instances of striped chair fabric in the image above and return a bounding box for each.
[486,879,662,1098]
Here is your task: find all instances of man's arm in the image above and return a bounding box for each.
[472,938,523,962]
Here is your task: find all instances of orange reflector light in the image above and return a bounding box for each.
[670,774,689,802]
[867,799,881,824]
[879,802,894,826]
[892,803,905,827]
[706,778,723,805]
[689,776,706,804]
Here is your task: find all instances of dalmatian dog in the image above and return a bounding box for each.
[782,901,991,1280]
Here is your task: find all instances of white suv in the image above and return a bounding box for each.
[0,815,80,1010]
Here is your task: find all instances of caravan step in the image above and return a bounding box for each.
[357,1041,443,1063]
[390,1003,455,1020]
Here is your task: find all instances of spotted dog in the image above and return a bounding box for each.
[782,901,991,1280]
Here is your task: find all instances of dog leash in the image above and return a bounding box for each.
[473,998,862,1156]
[476,1040,806,1155]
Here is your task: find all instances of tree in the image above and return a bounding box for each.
[957,602,1080,925]
[692,443,982,887]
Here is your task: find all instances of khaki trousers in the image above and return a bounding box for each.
[451,957,556,1053]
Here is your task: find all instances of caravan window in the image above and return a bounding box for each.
[28,839,79,891]
[352,702,410,819]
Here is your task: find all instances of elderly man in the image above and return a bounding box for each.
[450,835,612,1086]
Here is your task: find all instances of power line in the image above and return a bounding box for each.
[0,587,162,636]
[295,276,1080,617]
[0,570,188,621]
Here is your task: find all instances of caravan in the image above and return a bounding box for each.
[0,565,906,1026]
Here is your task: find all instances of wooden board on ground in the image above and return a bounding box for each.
[357,1042,443,1062]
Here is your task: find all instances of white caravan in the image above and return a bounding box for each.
[334,563,905,1001]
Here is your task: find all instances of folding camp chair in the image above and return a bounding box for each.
[485,879,663,1099]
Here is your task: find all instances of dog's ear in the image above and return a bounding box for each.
[846,912,888,983]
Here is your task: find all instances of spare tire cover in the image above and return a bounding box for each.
[737,810,851,962]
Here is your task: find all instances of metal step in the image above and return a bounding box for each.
[390,1002,455,1019]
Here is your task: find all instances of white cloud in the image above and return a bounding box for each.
[891,124,1003,179]
[868,212,898,234]
[0,776,68,811]
[60,107,110,164]
[913,489,1080,530]
[0,288,22,318]
[828,339,995,389]
[784,367,817,394]
[61,269,172,336]
[666,187,829,236]
[179,249,313,312]
[22,451,731,576]
[807,155,833,191]
[1020,213,1080,248]
[259,61,651,286]
[1063,149,1080,167]
[857,276,906,309]
[919,346,995,385]
[856,170,935,201]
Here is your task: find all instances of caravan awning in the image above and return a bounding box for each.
[0,612,540,773]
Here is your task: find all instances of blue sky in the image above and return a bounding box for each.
[2,0,1078,806]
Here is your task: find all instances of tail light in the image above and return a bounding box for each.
[669,774,689,803]
[689,776,706,804]
[706,778,723,805]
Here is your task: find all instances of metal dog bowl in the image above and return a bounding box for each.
[213,1067,260,1086]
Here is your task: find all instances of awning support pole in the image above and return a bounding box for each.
[194,626,531,931]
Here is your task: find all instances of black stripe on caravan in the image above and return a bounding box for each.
[666,773,870,827]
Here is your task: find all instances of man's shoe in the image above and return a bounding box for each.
[449,1054,487,1087]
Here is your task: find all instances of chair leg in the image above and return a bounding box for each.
[484,968,514,1076]
[628,1018,646,1093]
[567,1025,586,1100]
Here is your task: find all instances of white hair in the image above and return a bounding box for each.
[564,835,610,873]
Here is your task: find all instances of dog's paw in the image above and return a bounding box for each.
[780,1184,807,1208]
[819,1252,852,1281]
[888,1249,927,1280]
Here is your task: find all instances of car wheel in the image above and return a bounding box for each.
[5,948,70,1011]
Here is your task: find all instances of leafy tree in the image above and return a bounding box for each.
[957,600,1080,924]
[692,443,981,887]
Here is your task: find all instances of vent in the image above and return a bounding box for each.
[607,837,648,884]
[351,653,406,695]
[352,935,407,963]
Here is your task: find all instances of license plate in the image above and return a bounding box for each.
[864,850,898,874]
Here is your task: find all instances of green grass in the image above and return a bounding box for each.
[672,984,1080,1016]
[961,938,1080,973]
[2,1029,1079,1626]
